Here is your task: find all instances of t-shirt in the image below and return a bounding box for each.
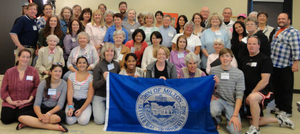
[240,52,273,96]
[68,72,93,100]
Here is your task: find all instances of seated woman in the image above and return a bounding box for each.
[113,30,130,69]
[1,49,40,124]
[63,19,84,61]
[125,29,148,67]
[170,35,189,76]
[17,64,68,132]
[146,46,177,79]
[63,32,99,81]
[139,12,159,45]
[35,35,65,80]
[104,13,128,44]
[78,8,92,28]
[141,31,162,71]
[65,56,94,125]
[179,52,206,78]
[119,53,144,77]
[206,38,237,74]
[85,9,107,54]
[93,43,120,125]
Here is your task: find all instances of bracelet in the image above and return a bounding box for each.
[47,112,51,116]
[68,105,74,110]
[231,115,238,118]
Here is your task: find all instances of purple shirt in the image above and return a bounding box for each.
[63,33,80,60]
[169,50,188,74]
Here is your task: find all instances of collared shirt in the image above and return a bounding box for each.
[37,16,46,31]
[1,66,40,109]
[10,15,38,46]
[220,20,235,40]
[48,47,56,54]
[104,25,128,44]
[159,25,177,48]
[271,26,300,68]
[36,46,65,74]
[63,33,80,60]
[85,23,107,47]
[67,44,99,69]
[115,46,122,60]
[60,19,68,36]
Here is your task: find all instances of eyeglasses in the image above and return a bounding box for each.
[246,23,256,26]
[53,62,63,66]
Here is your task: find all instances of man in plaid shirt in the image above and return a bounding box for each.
[270,13,300,117]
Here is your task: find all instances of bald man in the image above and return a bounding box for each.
[200,6,210,27]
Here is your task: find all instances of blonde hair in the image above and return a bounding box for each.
[206,12,223,28]
[91,9,105,27]
[100,43,117,60]
[153,46,170,59]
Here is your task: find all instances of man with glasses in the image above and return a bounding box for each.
[159,15,176,50]
[200,6,210,27]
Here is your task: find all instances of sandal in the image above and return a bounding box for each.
[16,123,24,130]
[58,124,68,132]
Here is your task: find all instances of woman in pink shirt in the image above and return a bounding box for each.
[1,49,40,124]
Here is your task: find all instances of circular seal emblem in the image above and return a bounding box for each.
[136,86,189,132]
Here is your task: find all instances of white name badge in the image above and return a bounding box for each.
[145,29,151,34]
[241,37,248,44]
[251,62,257,67]
[26,76,33,81]
[221,73,230,79]
[178,53,184,58]
[215,31,221,35]
[48,88,56,95]
[130,29,135,32]
[33,25,37,31]
[74,85,81,90]
[130,47,136,53]
[71,37,76,42]
[107,63,115,71]
[118,54,124,61]
[168,32,174,37]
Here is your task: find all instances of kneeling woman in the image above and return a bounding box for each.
[17,64,68,132]
[146,46,177,79]
[119,53,144,77]
[66,56,94,125]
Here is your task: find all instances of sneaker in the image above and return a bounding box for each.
[270,107,280,114]
[277,112,295,130]
[245,125,260,134]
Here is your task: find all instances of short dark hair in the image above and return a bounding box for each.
[124,53,137,68]
[247,35,261,45]
[132,29,146,43]
[78,8,92,22]
[41,4,53,16]
[155,11,163,17]
[113,13,123,20]
[119,1,127,8]
[16,49,32,66]
[72,4,81,10]
[257,11,269,18]
[150,31,163,44]
[76,56,89,69]
[219,48,233,58]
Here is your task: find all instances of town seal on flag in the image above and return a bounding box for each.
[136,86,189,131]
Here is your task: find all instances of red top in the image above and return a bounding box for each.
[1,66,40,109]
[125,40,148,65]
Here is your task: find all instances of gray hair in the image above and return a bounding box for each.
[223,7,232,14]
[163,14,172,19]
[46,34,59,44]
[213,38,224,45]
[100,42,117,60]
[249,11,258,17]
[184,52,201,66]
[60,6,73,20]
[184,21,195,31]
[113,30,126,39]
[104,10,114,18]
[77,32,90,43]
[244,17,258,26]
[144,12,155,24]
[206,12,223,28]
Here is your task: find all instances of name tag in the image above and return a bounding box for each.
[33,25,37,31]
[74,84,81,90]
[130,47,135,53]
[221,73,229,79]
[118,54,124,61]
[48,88,56,95]
[215,31,221,35]
[71,37,76,42]
[26,76,33,81]
[145,29,151,34]
[130,29,135,32]
[251,62,257,67]
[168,32,174,37]
[241,37,248,44]
[107,63,115,71]
[178,53,184,58]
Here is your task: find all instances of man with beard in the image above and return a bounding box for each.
[119,1,128,21]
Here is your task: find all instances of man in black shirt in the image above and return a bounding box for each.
[241,36,294,134]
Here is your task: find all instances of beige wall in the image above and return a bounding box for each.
[293,1,300,89]
[55,0,247,20]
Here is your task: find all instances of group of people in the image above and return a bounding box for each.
[2,1,299,134]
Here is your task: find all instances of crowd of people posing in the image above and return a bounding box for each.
[2,1,299,134]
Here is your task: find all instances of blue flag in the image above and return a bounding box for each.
[104,73,218,134]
